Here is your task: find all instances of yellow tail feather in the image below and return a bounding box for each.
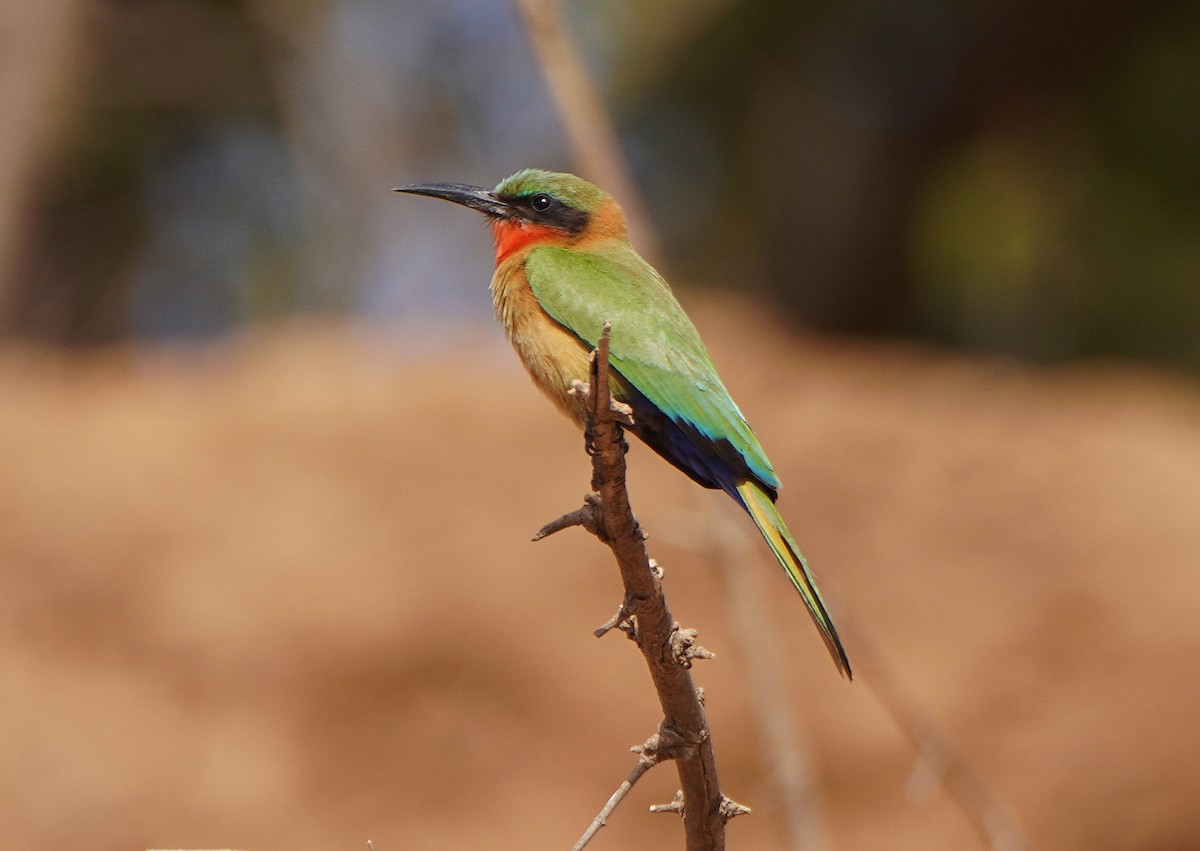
[737,481,852,678]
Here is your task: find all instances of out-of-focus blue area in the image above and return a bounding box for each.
[5,0,1199,371]
[127,0,571,338]
[128,118,303,337]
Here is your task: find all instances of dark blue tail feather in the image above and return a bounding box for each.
[623,386,776,507]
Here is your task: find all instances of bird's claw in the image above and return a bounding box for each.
[608,398,635,426]
[570,380,634,427]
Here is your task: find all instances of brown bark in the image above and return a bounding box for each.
[536,324,746,850]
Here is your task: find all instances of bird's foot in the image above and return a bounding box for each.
[569,379,634,426]
[608,397,634,426]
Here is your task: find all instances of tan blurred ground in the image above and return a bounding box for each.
[2,297,1198,851]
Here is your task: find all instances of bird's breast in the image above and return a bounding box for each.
[490,260,594,424]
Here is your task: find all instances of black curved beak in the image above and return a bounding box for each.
[393,182,512,219]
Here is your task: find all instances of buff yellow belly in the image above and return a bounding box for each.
[490,261,624,426]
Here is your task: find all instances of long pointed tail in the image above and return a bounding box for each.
[737,481,852,678]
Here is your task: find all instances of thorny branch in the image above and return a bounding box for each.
[537,323,745,851]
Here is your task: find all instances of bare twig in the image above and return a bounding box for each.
[532,495,602,541]
[593,600,635,639]
[571,734,666,851]
[537,323,733,850]
[511,0,663,265]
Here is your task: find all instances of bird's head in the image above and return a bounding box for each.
[395,169,626,263]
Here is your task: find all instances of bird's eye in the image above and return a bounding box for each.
[530,194,553,212]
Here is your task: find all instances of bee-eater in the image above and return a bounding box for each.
[395,169,850,678]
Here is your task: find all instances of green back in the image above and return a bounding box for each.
[525,243,779,490]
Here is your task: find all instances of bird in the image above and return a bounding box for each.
[395,169,850,678]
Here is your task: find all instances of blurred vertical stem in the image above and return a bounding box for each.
[512,0,663,266]
[0,0,90,328]
[712,509,833,851]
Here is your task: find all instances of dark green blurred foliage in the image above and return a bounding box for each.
[633,0,1200,369]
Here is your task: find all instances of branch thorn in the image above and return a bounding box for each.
[670,625,716,668]
[719,796,752,821]
[649,791,686,816]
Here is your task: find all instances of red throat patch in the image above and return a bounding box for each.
[491,219,563,264]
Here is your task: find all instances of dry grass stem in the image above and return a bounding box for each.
[511,0,663,264]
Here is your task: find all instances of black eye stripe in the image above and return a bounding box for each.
[498,191,591,234]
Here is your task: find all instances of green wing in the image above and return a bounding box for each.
[524,243,778,491]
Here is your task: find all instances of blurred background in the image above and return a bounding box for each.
[2,1,1200,849]
[4,0,1199,362]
